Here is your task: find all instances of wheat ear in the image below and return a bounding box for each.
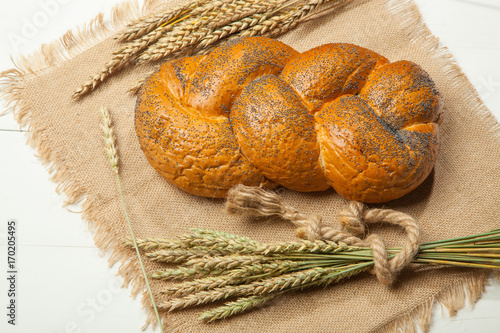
[200,295,276,322]
[127,69,156,95]
[160,261,300,297]
[116,0,205,41]
[158,266,332,310]
[73,25,173,99]
[137,10,277,64]
[194,11,278,52]
[128,237,186,251]
[161,275,252,298]
[74,0,222,98]
[146,248,225,263]
[184,255,273,271]
[205,0,279,29]
[153,260,299,281]
[100,107,119,173]
[75,0,355,98]
[99,106,164,332]
[268,0,353,37]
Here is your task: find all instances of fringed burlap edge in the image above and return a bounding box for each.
[0,0,498,332]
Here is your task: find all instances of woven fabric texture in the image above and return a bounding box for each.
[3,0,499,331]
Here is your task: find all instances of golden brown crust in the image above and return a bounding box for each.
[135,37,443,202]
[186,37,300,117]
[231,75,329,192]
[315,95,439,203]
[359,61,443,128]
[280,43,389,113]
[134,37,297,197]
[135,56,271,198]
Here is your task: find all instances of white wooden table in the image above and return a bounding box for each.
[0,1,499,332]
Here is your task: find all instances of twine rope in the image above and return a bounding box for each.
[226,184,420,285]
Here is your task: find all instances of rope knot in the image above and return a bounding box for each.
[225,185,420,286]
[294,214,323,240]
[338,201,366,237]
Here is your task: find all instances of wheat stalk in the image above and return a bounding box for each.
[74,0,355,98]
[132,0,270,64]
[99,107,164,332]
[74,0,218,98]
[123,227,500,321]
[158,266,355,311]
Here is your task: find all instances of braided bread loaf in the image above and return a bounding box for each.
[135,37,442,203]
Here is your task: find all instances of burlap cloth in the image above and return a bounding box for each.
[2,0,500,331]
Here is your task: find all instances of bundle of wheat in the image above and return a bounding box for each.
[73,0,354,98]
